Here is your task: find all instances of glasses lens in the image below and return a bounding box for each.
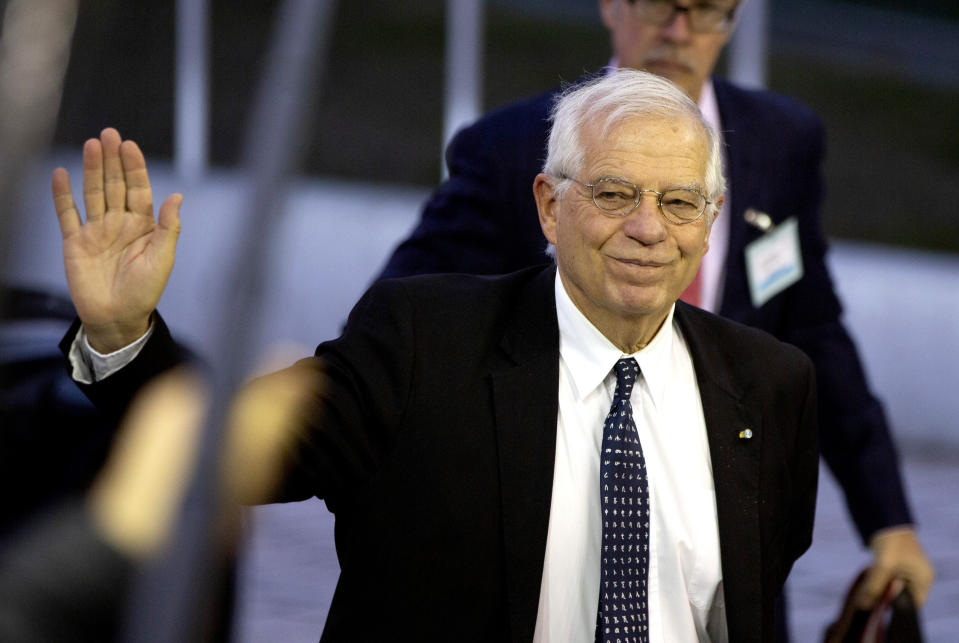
[633,0,676,24]
[688,3,732,32]
[632,0,735,33]
[592,178,638,216]
[661,189,706,221]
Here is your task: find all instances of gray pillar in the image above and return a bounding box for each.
[727,0,768,90]
[175,0,210,180]
[442,0,484,179]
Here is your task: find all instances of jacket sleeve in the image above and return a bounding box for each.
[271,278,417,509]
[58,315,194,429]
[771,108,913,543]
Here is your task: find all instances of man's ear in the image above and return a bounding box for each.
[533,173,559,245]
[702,195,724,255]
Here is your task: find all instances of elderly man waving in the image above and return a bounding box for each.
[54,70,817,642]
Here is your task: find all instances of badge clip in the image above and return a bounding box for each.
[744,208,774,233]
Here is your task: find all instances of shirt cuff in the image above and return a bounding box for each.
[69,322,155,384]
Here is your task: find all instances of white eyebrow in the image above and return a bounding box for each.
[667,183,706,193]
[594,176,705,193]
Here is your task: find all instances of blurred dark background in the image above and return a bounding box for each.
[51,0,958,252]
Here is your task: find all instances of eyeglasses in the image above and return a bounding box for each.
[562,175,711,224]
[627,0,739,33]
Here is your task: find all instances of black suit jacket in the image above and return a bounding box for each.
[377,75,911,542]
[69,267,817,642]
[294,267,817,642]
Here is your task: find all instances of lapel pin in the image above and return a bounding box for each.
[738,428,753,440]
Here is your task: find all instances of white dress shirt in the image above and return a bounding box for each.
[533,274,726,642]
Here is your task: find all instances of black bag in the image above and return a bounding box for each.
[823,568,924,643]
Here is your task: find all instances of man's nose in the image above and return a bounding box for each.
[660,5,693,41]
[623,192,668,243]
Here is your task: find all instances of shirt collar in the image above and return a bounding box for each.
[697,78,721,130]
[555,273,675,410]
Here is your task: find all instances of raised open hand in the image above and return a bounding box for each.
[52,128,182,353]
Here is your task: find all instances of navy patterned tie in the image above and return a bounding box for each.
[596,357,649,643]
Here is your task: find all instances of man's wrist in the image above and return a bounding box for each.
[84,316,153,354]
[70,320,155,383]
[868,524,916,550]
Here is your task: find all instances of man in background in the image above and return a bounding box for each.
[377,0,934,633]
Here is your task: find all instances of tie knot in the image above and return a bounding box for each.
[614,357,639,399]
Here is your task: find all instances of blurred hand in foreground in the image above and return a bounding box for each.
[88,359,319,559]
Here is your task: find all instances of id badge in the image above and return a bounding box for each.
[744,215,803,307]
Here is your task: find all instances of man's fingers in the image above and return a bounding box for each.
[157,194,183,230]
[911,577,930,606]
[903,558,935,606]
[856,562,934,609]
[51,168,81,238]
[82,138,105,221]
[100,127,126,212]
[855,565,891,608]
[121,140,153,217]
[866,528,936,608]
[155,193,183,255]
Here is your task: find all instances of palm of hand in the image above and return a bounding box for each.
[53,128,182,352]
[62,205,166,327]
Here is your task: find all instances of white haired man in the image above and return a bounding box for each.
[376,2,934,636]
[57,70,816,641]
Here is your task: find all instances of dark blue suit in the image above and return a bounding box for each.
[378,75,912,543]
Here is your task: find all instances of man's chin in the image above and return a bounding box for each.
[611,288,673,320]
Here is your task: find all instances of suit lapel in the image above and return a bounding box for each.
[675,302,765,642]
[490,267,560,643]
